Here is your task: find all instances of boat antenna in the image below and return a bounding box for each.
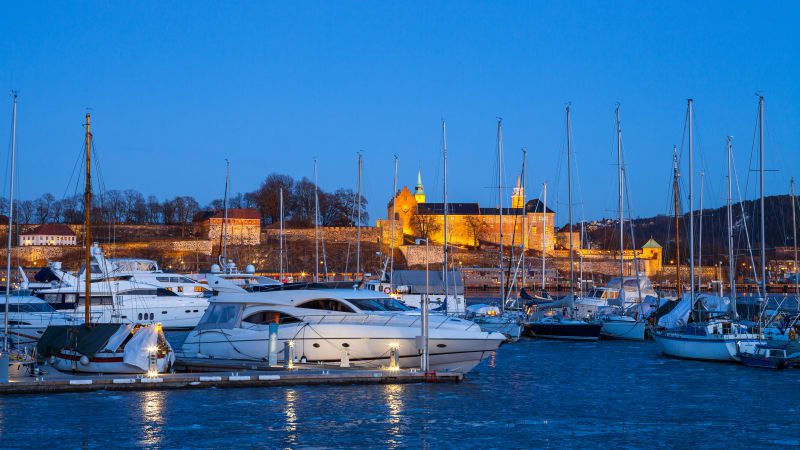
[356,152,363,279]
[279,186,284,282]
[4,92,18,351]
[84,113,92,326]
[314,158,320,282]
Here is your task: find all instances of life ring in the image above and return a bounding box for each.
[383,287,391,294]
[789,329,797,341]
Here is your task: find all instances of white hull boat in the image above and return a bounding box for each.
[182,291,505,374]
[653,321,762,362]
[598,315,646,340]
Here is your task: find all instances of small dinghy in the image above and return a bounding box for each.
[37,323,174,374]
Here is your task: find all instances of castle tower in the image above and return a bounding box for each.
[511,176,525,208]
[414,169,426,203]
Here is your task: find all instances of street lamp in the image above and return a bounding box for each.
[415,238,430,373]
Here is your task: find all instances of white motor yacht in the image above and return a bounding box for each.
[35,278,208,330]
[0,293,79,350]
[181,290,505,373]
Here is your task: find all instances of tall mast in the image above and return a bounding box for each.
[791,177,798,300]
[566,105,575,300]
[688,99,695,304]
[221,159,230,267]
[279,187,284,282]
[497,118,504,310]
[726,137,737,318]
[542,182,547,291]
[4,93,18,350]
[758,96,766,297]
[314,159,320,282]
[673,146,681,293]
[442,120,449,312]
[616,104,624,280]
[698,171,704,291]
[356,153,362,278]
[521,148,527,293]
[390,155,398,289]
[84,113,92,325]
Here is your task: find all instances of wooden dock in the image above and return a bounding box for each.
[0,367,462,395]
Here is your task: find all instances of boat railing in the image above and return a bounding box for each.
[300,313,460,330]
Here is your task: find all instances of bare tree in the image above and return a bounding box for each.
[410,214,441,241]
[34,193,55,223]
[464,216,489,248]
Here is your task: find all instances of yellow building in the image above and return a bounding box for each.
[380,172,555,252]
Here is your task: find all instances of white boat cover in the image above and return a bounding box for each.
[123,325,159,371]
[696,294,731,313]
[102,324,133,352]
[658,293,692,328]
[467,304,501,315]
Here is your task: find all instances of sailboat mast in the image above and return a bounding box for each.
[688,99,695,303]
[698,171,704,290]
[356,153,362,278]
[222,159,230,267]
[759,96,766,297]
[442,120,449,311]
[566,105,575,299]
[279,187,284,282]
[726,137,737,318]
[4,93,18,350]
[542,182,547,291]
[673,146,681,293]
[521,147,527,293]
[497,119,504,310]
[390,155,398,289]
[84,113,92,325]
[616,105,624,280]
[791,177,798,300]
[314,159,319,282]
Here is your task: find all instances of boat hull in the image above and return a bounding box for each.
[51,350,174,374]
[524,323,602,341]
[599,319,646,340]
[182,325,504,374]
[653,331,762,362]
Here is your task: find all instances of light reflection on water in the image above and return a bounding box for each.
[138,391,164,447]
[3,339,800,447]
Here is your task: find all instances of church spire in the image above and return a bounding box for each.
[414,169,426,203]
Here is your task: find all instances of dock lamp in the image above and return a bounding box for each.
[388,342,400,371]
[415,238,430,373]
[147,346,159,378]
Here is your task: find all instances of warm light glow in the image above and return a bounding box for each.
[388,342,400,350]
[288,340,295,348]
[147,346,159,353]
[147,369,159,378]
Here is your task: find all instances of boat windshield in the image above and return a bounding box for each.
[3,302,57,313]
[347,298,416,312]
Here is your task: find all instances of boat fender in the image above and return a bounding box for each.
[789,329,797,341]
[384,287,391,294]
[79,355,90,366]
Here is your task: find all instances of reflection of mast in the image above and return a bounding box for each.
[84,113,92,325]
[673,147,681,293]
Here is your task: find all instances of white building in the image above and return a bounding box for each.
[19,224,77,246]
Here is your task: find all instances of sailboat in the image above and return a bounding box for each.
[36,113,175,374]
[653,99,762,361]
[2,92,37,380]
[524,105,602,341]
[589,105,646,340]
[469,120,523,340]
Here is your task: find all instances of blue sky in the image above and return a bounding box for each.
[1,1,798,225]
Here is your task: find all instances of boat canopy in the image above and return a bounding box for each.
[390,270,464,295]
[36,324,125,358]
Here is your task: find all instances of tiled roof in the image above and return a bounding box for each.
[21,223,76,237]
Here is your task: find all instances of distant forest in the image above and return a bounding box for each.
[0,173,369,228]
[583,195,799,265]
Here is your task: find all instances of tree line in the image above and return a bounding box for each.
[0,173,369,228]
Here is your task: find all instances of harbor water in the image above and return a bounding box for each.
[2,336,799,448]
